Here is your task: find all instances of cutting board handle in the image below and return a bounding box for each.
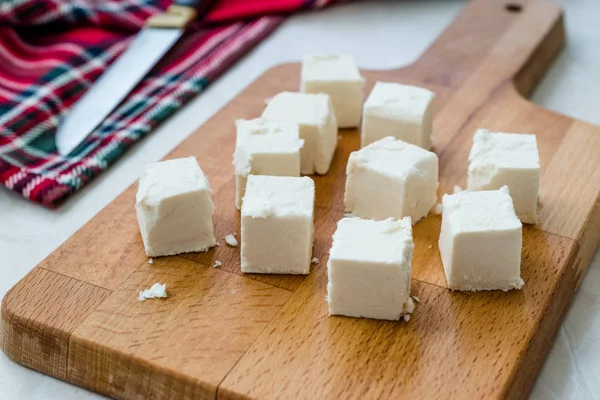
[408,0,564,98]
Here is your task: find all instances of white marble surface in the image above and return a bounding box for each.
[1,0,599,398]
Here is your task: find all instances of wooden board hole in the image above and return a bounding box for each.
[505,3,523,13]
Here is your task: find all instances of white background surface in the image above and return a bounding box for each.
[1,0,599,398]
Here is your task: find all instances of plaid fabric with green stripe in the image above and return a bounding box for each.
[0,0,340,208]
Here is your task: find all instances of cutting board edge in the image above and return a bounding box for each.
[501,236,581,399]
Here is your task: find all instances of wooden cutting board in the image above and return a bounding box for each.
[2,0,600,399]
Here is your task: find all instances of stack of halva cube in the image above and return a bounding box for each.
[134,54,540,322]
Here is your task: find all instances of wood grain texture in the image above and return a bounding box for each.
[2,0,600,399]
[219,230,578,400]
[40,186,147,291]
[68,257,291,400]
[1,268,110,380]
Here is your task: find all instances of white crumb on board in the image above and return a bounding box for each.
[213,260,222,268]
[138,283,167,302]
[224,234,238,247]
[433,203,443,215]
[215,242,220,247]
[412,296,420,303]
[231,289,237,295]
[403,314,411,322]
[453,185,463,194]
[311,257,319,264]
[148,258,154,265]
[428,244,433,249]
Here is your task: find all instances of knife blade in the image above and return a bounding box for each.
[56,0,205,156]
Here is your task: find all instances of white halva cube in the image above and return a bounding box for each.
[241,175,315,275]
[344,136,438,224]
[327,217,414,321]
[300,54,365,128]
[135,157,216,257]
[361,81,435,149]
[233,118,304,209]
[262,91,338,175]
[467,129,540,224]
[438,186,524,291]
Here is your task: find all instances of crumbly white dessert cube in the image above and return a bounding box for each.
[344,136,438,223]
[241,175,315,274]
[262,92,338,175]
[467,129,540,224]
[361,81,435,149]
[438,186,524,291]
[327,217,414,321]
[300,55,365,128]
[135,157,216,257]
[233,118,304,209]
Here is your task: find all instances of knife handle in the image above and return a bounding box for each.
[146,0,205,29]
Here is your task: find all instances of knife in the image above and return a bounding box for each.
[56,0,211,156]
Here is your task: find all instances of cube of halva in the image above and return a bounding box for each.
[241,175,315,275]
[300,55,365,128]
[262,92,337,175]
[361,81,434,149]
[233,118,304,209]
[438,186,524,291]
[327,217,414,321]
[344,136,438,224]
[467,129,540,224]
[135,157,216,257]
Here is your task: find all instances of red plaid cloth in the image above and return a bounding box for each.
[0,0,340,208]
